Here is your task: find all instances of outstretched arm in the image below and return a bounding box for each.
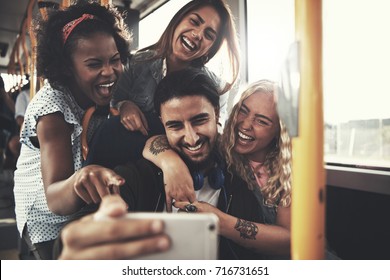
[143,135,196,211]
[38,113,125,216]
[58,195,170,260]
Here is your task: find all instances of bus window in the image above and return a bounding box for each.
[323,0,390,169]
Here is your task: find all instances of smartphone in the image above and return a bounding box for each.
[125,212,219,260]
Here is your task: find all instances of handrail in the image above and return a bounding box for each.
[62,0,71,8]
[100,0,113,6]
[37,0,49,20]
[26,0,37,99]
[21,20,30,76]
[16,36,24,81]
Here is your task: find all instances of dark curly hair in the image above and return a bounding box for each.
[35,1,131,88]
[154,67,220,116]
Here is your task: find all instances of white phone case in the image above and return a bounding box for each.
[125,212,219,260]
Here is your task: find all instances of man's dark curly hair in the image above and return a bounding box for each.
[154,67,220,116]
[35,1,131,88]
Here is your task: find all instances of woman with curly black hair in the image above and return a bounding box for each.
[13,2,169,259]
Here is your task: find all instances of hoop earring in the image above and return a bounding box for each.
[202,55,209,64]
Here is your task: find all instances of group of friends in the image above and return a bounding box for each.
[13,0,292,260]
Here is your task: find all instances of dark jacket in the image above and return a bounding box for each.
[112,49,230,118]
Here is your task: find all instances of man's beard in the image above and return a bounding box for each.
[175,146,216,173]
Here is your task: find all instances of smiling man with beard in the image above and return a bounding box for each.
[113,68,225,217]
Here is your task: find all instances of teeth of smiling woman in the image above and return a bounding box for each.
[238,131,254,141]
[99,82,114,88]
[187,142,202,151]
[182,36,196,51]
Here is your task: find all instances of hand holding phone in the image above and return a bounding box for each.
[126,212,219,260]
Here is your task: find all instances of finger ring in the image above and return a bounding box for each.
[184,204,197,213]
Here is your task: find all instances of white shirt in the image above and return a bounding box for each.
[14,89,30,119]
[14,83,85,244]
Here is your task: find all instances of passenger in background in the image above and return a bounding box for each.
[0,75,19,170]
[0,76,16,120]
[13,2,137,259]
[14,77,31,129]
[85,0,240,168]
[4,78,32,165]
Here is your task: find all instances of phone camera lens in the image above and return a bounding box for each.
[209,224,216,231]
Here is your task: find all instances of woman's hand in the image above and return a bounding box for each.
[118,100,149,136]
[173,200,222,216]
[73,165,125,204]
[59,195,170,260]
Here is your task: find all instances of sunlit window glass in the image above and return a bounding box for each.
[246,0,295,84]
[323,0,390,168]
[139,0,191,49]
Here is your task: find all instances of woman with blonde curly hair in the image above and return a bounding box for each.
[221,79,292,224]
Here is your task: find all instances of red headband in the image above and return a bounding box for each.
[62,14,95,44]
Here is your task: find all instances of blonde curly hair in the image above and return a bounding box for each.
[221,80,292,207]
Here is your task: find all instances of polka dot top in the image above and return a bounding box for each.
[14,83,85,244]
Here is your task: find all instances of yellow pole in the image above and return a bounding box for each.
[291,0,325,259]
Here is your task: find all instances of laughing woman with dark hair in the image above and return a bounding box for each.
[14,2,167,259]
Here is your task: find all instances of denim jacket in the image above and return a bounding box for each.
[112,49,231,123]
[112,50,162,113]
